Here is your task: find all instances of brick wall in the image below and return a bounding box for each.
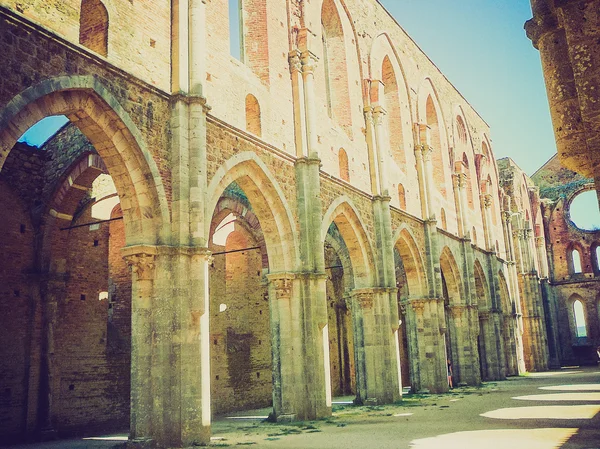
[209,218,272,415]
[0,179,36,438]
[1,0,171,89]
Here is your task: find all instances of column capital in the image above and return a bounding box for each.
[351,288,375,310]
[300,50,318,75]
[414,144,434,161]
[267,273,296,300]
[124,252,156,281]
[535,236,545,247]
[502,210,512,224]
[482,193,493,209]
[288,50,303,75]
[295,155,322,167]
[453,172,468,189]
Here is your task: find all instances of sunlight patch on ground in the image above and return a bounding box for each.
[409,428,577,449]
[82,435,128,441]
[513,393,600,401]
[540,384,600,391]
[481,405,600,420]
[526,371,583,377]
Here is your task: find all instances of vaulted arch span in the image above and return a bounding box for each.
[206,152,299,273]
[392,226,427,298]
[0,76,169,244]
[321,197,375,288]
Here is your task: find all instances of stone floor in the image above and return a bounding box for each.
[5,366,600,448]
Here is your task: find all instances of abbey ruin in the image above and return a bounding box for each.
[0,0,599,447]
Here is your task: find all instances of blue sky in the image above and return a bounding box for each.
[379,0,555,176]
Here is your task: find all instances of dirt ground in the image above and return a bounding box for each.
[5,366,600,448]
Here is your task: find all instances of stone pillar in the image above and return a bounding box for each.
[501,209,525,374]
[372,105,389,196]
[289,51,308,158]
[123,250,156,444]
[268,272,331,420]
[123,246,212,448]
[526,0,600,183]
[422,146,437,221]
[350,288,401,404]
[414,145,430,219]
[402,298,448,393]
[284,29,331,421]
[363,106,381,194]
[453,172,469,238]
[482,194,494,251]
[535,236,549,278]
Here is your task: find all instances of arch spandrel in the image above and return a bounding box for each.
[321,196,375,288]
[206,152,299,273]
[0,76,169,245]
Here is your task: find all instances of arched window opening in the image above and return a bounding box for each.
[456,116,467,145]
[322,0,352,135]
[397,183,406,210]
[427,95,445,198]
[79,0,109,57]
[461,153,474,209]
[440,208,447,231]
[228,0,243,60]
[573,300,587,338]
[339,148,349,182]
[594,245,600,275]
[571,248,582,274]
[245,94,261,137]
[482,141,490,162]
[382,56,405,167]
[322,26,333,119]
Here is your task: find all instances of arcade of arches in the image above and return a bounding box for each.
[0,1,592,447]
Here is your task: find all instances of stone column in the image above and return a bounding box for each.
[372,105,389,196]
[414,145,430,219]
[289,51,308,158]
[453,172,469,238]
[502,208,526,374]
[268,272,330,420]
[350,288,401,403]
[481,194,494,251]
[422,145,437,221]
[403,298,448,393]
[364,106,381,194]
[123,246,212,448]
[526,1,599,186]
[285,29,331,421]
[535,236,549,279]
[123,250,156,444]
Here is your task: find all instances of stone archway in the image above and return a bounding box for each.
[439,246,465,385]
[206,152,300,419]
[0,76,168,243]
[393,227,428,391]
[321,197,400,405]
[0,77,167,441]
